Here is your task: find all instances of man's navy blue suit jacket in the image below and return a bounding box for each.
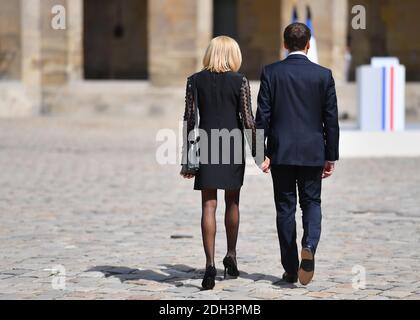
[256,54,340,167]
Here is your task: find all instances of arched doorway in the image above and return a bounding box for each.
[348,0,420,81]
[213,0,282,79]
[0,0,21,80]
[83,0,148,80]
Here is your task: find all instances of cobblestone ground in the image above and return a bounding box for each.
[0,117,419,300]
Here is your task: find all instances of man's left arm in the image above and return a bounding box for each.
[256,67,272,140]
[323,70,340,162]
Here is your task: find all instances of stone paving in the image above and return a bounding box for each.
[0,116,419,300]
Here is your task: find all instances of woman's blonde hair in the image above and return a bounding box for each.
[203,36,242,73]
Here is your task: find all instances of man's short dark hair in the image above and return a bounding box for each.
[284,23,311,52]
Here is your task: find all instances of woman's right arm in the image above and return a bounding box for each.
[239,77,265,167]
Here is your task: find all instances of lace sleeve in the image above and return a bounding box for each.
[239,77,257,157]
[181,77,195,165]
[184,77,195,134]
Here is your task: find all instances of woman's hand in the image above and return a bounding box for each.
[180,171,195,179]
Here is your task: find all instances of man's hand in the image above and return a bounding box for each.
[261,157,271,173]
[322,161,335,179]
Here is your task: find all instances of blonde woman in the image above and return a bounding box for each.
[181,36,257,290]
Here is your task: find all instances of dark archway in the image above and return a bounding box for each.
[213,0,282,80]
[213,0,238,40]
[348,0,420,81]
[0,0,21,80]
[83,0,148,80]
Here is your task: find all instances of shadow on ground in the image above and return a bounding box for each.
[85,264,297,289]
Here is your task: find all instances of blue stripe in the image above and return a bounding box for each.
[306,19,314,34]
[381,67,386,131]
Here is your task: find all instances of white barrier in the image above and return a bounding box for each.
[340,131,420,158]
[357,57,406,132]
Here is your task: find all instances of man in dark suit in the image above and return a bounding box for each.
[256,23,340,285]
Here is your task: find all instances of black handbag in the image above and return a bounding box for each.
[181,75,200,175]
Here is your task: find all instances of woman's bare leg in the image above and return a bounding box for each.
[201,189,218,267]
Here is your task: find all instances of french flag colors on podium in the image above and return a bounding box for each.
[357,58,406,132]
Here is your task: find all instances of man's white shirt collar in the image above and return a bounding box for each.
[288,51,307,56]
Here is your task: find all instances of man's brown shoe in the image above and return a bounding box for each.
[298,248,315,285]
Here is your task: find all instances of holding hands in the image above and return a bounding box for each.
[260,157,271,174]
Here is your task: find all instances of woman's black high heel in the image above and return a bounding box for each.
[223,256,240,279]
[202,266,217,290]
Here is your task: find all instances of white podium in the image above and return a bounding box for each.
[357,57,406,132]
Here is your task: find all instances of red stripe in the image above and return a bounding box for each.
[390,66,395,131]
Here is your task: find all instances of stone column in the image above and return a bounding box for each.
[41,0,70,113]
[280,0,295,59]
[196,0,213,72]
[148,0,213,86]
[21,0,42,114]
[330,0,348,83]
[40,0,68,86]
[67,0,83,82]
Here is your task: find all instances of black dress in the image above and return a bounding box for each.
[183,70,257,191]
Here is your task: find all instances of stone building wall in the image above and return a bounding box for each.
[0,0,419,120]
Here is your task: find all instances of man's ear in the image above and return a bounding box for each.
[284,43,289,51]
[306,41,311,53]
